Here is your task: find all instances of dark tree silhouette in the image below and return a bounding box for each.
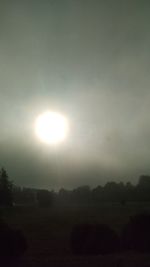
[135,175,150,201]
[138,175,150,187]
[37,189,53,207]
[72,186,91,205]
[0,168,13,207]
[10,174,150,207]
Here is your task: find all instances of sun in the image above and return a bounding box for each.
[35,111,69,145]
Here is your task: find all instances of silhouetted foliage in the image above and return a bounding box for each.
[125,182,135,201]
[72,186,91,205]
[122,213,150,252]
[37,189,53,207]
[135,175,150,201]
[138,175,150,188]
[11,174,150,207]
[13,186,39,206]
[58,188,71,205]
[0,168,13,207]
[0,217,27,261]
[70,223,120,255]
[92,185,104,202]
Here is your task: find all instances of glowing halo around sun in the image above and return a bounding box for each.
[35,111,69,145]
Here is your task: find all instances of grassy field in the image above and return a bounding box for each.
[1,202,150,267]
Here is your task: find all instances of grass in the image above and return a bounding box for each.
[1,202,150,266]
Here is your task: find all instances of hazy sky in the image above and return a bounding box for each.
[0,0,150,189]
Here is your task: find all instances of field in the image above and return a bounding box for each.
[2,202,150,267]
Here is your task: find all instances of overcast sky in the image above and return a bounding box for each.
[0,0,150,189]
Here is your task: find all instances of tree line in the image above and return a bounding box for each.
[1,167,150,207]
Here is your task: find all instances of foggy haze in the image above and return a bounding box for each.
[0,0,150,189]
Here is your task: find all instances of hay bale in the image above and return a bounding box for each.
[122,213,150,252]
[11,229,28,257]
[0,218,27,260]
[70,223,120,255]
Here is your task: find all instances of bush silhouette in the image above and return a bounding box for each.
[0,218,27,260]
[70,223,120,255]
[122,213,150,252]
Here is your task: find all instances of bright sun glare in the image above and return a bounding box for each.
[35,111,69,145]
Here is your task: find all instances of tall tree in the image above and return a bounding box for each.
[0,168,13,207]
